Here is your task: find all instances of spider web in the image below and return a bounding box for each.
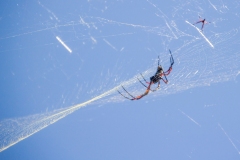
[0,0,240,155]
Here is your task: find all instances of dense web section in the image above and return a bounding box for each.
[0,0,240,154]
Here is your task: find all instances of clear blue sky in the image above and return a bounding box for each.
[1,0,240,159]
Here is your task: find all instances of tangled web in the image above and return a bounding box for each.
[0,0,240,153]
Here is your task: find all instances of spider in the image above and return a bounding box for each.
[117,50,174,100]
[193,16,210,31]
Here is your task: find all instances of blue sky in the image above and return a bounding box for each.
[1,0,240,159]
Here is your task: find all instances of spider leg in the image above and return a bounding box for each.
[137,77,148,88]
[193,20,202,25]
[137,77,154,92]
[140,73,149,84]
[151,81,160,92]
[169,49,174,66]
[117,85,137,100]
[117,90,133,100]
[135,87,151,100]
[201,23,204,30]
[121,85,136,100]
